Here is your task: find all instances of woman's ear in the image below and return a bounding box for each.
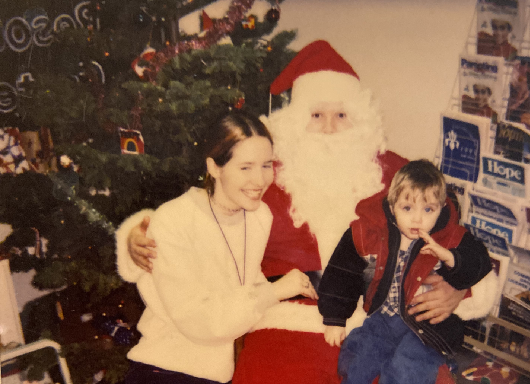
[206,157,220,179]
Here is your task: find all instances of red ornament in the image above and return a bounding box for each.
[201,10,213,31]
[234,97,245,109]
[131,46,156,79]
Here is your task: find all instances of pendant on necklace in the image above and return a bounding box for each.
[209,197,246,285]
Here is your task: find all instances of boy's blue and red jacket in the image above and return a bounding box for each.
[318,189,492,356]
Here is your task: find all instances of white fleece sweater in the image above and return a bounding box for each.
[116,187,278,383]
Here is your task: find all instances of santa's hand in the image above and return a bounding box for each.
[128,216,157,273]
[324,325,346,347]
[271,269,319,301]
[419,229,454,268]
[408,274,466,324]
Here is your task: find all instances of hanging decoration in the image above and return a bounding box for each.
[131,46,157,79]
[119,128,145,155]
[19,127,57,174]
[234,96,245,109]
[265,6,280,23]
[144,0,255,82]
[0,128,31,174]
[98,316,136,346]
[241,15,256,30]
[201,10,213,32]
[52,155,80,201]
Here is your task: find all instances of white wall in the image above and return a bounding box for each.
[273,0,477,161]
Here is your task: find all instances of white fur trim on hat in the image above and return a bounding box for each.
[291,71,361,108]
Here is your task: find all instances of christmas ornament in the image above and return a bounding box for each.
[131,46,156,79]
[266,7,280,23]
[0,128,31,174]
[201,10,213,32]
[242,15,256,29]
[101,317,135,346]
[119,128,145,154]
[94,312,137,346]
[234,97,245,109]
[52,155,79,201]
[88,187,111,197]
[19,127,56,174]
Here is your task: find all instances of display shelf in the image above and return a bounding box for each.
[464,314,530,375]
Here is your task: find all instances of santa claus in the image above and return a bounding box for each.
[117,40,497,384]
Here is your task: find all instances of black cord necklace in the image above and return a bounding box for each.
[209,197,246,286]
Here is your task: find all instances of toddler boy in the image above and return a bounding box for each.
[318,159,492,384]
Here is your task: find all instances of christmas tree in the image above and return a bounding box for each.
[0,0,296,382]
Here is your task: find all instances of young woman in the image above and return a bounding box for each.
[116,111,317,384]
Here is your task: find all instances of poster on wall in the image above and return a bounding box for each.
[476,0,525,61]
[459,54,505,122]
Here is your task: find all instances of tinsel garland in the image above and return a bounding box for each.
[145,0,255,81]
[49,172,116,235]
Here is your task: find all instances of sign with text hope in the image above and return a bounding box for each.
[480,155,529,199]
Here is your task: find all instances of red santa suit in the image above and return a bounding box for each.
[233,40,497,384]
[260,151,406,278]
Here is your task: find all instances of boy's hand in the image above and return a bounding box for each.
[324,325,346,347]
[418,229,455,268]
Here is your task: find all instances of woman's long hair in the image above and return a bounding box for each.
[202,111,273,196]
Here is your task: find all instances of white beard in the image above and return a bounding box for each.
[266,92,386,268]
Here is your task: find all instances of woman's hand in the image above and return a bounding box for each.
[127,216,157,273]
[324,325,346,347]
[271,269,319,301]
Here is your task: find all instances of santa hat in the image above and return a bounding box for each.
[270,40,360,108]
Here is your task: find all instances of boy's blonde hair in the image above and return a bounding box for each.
[387,159,446,207]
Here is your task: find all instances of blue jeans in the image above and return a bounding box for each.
[125,361,230,384]
[338,311,444,384]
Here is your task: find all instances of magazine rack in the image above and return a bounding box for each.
[464,315,530,374]
[440,1,530,376]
